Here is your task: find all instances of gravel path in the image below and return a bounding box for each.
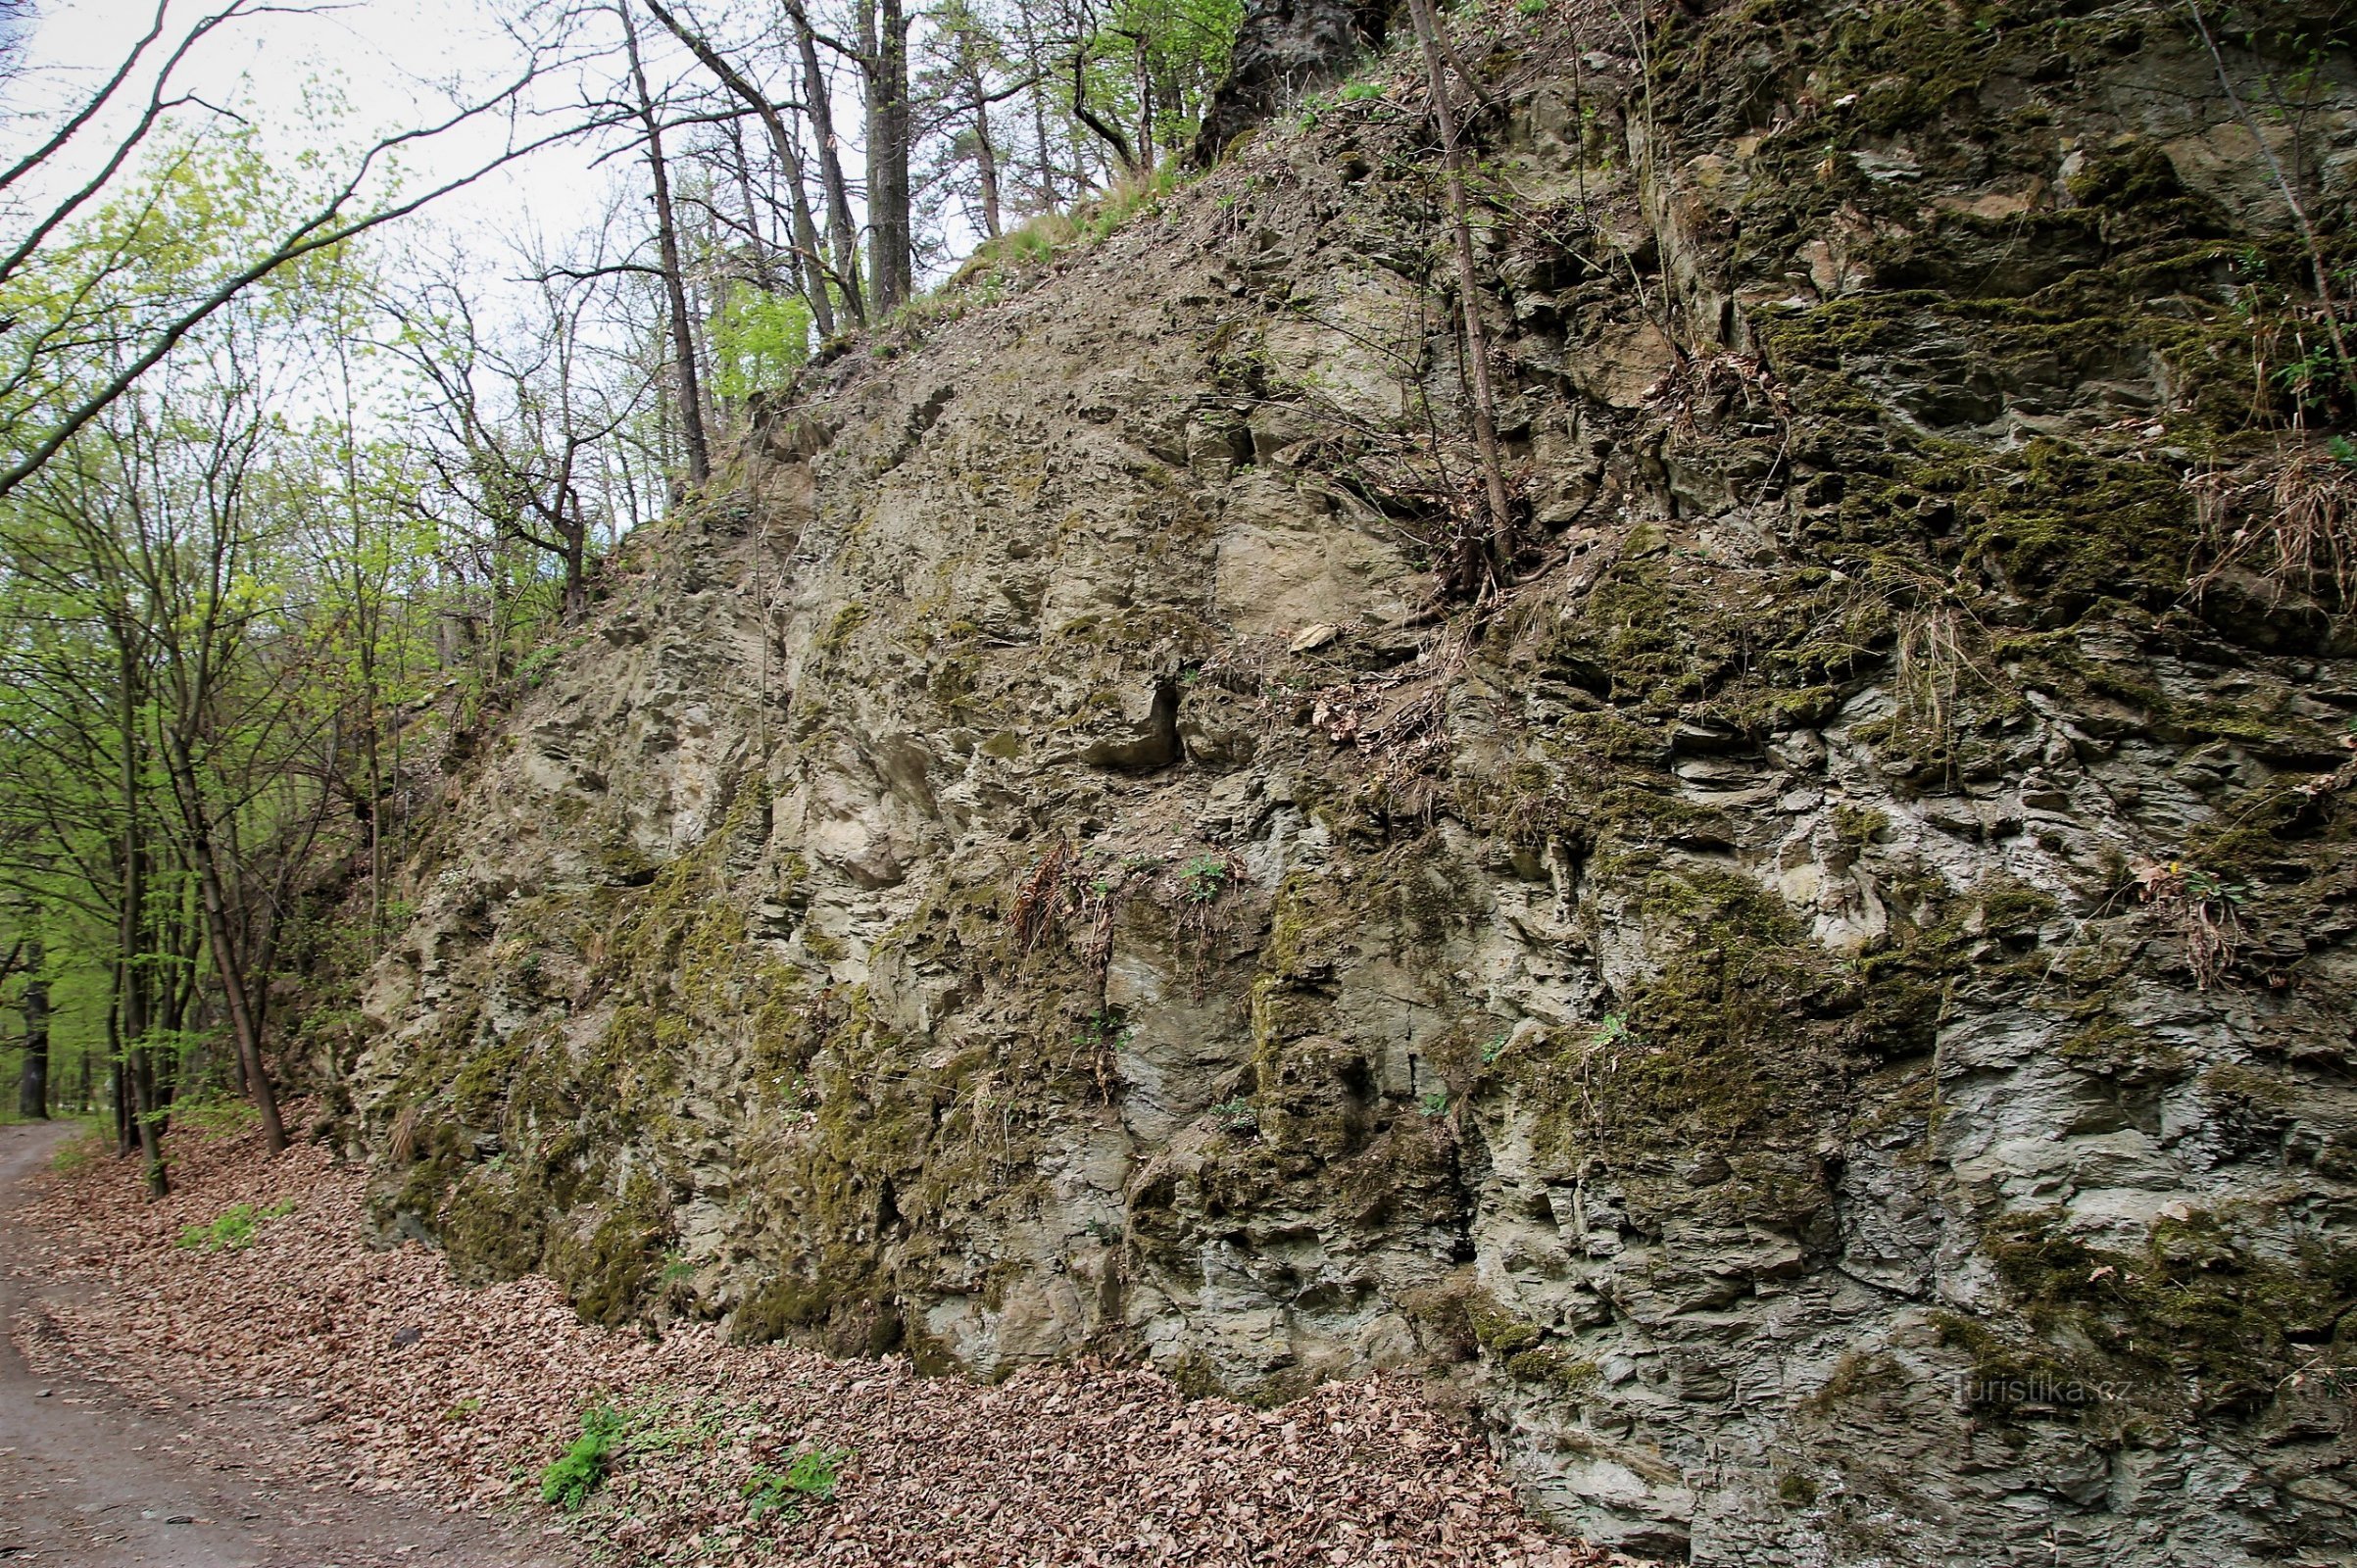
[0,1119,565,1567]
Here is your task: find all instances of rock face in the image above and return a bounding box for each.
[1191,0,1397,163]
[338,3,2357,1562]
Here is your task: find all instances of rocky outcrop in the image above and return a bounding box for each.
[339,3,2357,1563]
[1192,0,1397,163]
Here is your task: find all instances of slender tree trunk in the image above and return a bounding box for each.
[127,1037,165,1197]
[564,495,588,621]
[791,10,865,324]
[114,638,167,1194]
[777,152,837,338]
[1406,0,1514,577]
[863,0,912,312]
[885,0,911,306]
[108,979,128,1155]
[169,753,286,1155]
[973,100,1004,239]
[645,0,837,337]
[1072,48,1142,178]
[860,0,887,309]
[16,935,47,1119]
[1135,34,1155,170]
[1017,7,1059,212]
[623,4,712,486]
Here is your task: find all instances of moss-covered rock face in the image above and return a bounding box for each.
[336,1,2357,1561]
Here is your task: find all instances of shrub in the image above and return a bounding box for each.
[539,1405,624,1511]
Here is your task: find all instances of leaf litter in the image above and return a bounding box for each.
[12,1112,1637,1568]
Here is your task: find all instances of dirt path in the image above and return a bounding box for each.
[0,1120,565,1568]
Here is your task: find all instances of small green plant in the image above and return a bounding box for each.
[744,1445,850,1520]
[1517,0,1547,13]
[444,1396,484,1422]
[175,1199,296,1252]
[50,1131,102,1173]
[1419,1090,1450,1118]
[172,1096,262,1137]
[1298,92,1330,128]
[1073,1009,1135,1055]
[1178,854,1234,903]
[1481,1030,1511,1065]
[539,1404,624,1511]
[659,1251,697,1286]
[1340,79,1385,101]
[1592,1013,1629,1048]
[1209,1096,1257,1133]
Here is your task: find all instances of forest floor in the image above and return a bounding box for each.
[0,1116,564,1566]
[1,1112,1624,1567]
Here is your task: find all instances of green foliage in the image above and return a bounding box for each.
[175,1199,296,1252]
[1072,1008,1135,1054]
[539,1404,625,1510]
[1178,854,1233,903]
[743,1445,851,1520]
[1209,1096,1257,1133]
[170,1096,262,1138]
[48,1128,105,1172]
[712,287,812,400]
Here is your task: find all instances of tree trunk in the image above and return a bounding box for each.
[974,104,1003,239]
[1405,0,1514,578]
[1072,48,1143,178]
[1019,9,1060,212]
[777,151,837,339]
[863,0,912,312]
[109,982,129,1155]
[564,495,587,622]
[791,8,865,325]
[116,643,166,1195]
[645,0,837,337]
[16,936,47,1120]
[127,1036,166,1197]
[623,4,712,486]
[170,752,287,1156]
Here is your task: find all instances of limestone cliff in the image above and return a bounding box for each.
[334,2,2357,1561]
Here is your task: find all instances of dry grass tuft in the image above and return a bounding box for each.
[2190,437,2357,610]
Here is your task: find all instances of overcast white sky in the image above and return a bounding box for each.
[13,0,650,288]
